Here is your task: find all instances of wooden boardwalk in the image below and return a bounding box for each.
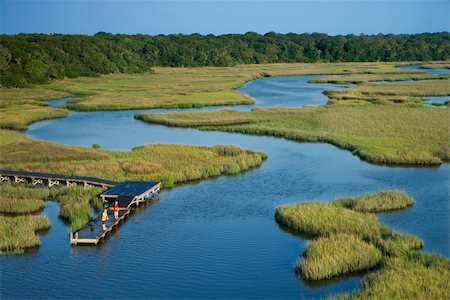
[0,169,117,188]
[0,169,161,246]
[70,209,131,245]
[70,181,161,245]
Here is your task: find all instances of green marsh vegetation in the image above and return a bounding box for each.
[299,234,382,280]
[58,187,104,232]
[0,215,50,254]
[0,183,63,214]
[0,182,104,253]
[0,130,266,189]
[275,192,449,299]
[333,190,414,212]
[308,72,449,84]
[0,61,440,130]
[137,104,450,165]
[326,79,450,104]
[336,252,450,300]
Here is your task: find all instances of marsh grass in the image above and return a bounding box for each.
[333,190,414,212]
[1,61,437,129]
[336,252,450,300]
[0,215,50,254]
[309,73,449,84]
[326,79,450,104]
[276,191,449,298]
[298,234,382,280]
[0,183,64,214]
[275,202,381,240]
[58,187,104,232]
[0,130,266,189]
[377,232,423,257]
[139,105,450,165]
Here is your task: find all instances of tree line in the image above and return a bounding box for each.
[0,32,448,87]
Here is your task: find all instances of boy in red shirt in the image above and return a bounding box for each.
[113,201,119,220]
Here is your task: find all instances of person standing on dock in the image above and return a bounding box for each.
[113,201,119,220]
[102,209,109,231]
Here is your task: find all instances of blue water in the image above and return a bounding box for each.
[398,64,450,75]
[1,70,449,299]
[423,96,449,108]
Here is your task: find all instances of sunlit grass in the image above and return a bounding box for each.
[0,130,267,189]
[137,105,450,165]
[336,252,450,300]
[275,191,449,298]
[275,202,381,240]
[1,61,438,129]
[326,79,450,104]
[309,73,449,84]
[0,183,64,214]
[333,190,414,212]
[0,215,50,254]
[58,187,104,232]
[298,234,382,280]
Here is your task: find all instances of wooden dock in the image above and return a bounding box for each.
[0,169,117,188]
[0,170,161,246]
[70,180,161,245]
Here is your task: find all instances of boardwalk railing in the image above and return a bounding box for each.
[0,169,117,188]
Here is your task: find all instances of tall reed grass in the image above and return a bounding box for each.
[336,252,450,299]
[0,183,64,213]
[0,215,50,254]
[275,202,381,240]
[139,104,450,165]
[298,234,382,280]
[333,190,414,212]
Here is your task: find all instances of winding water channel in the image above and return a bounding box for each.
[1,68,449,299]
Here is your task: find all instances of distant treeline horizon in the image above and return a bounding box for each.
[1,32,449,87]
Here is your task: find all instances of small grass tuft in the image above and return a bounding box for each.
[333,190,414,212]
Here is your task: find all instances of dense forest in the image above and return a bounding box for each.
[0,32,449,87]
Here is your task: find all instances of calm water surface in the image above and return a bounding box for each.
[1,71,448,299]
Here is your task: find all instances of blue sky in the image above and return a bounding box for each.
[1,1,449,35]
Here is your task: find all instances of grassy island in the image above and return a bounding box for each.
[137,104,449,165]
[0,215,50,255]
[299,234,382,280]
[275,191,449,299]
[333,190,415,212]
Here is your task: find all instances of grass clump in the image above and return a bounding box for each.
[298,234,382,280]
[377,232,423,257]
[58,187,104,232]
[0,183,63,214]
[338,253,450,300]
[275,202,381,240]
[0,215,50,254]
[276,191,449,298]
[333,190,414,212]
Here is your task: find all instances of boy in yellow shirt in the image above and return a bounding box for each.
[102,209,109,231]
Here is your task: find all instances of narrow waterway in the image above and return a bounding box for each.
[1,68,448,299]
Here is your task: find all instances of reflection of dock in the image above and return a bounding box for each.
[0,169,117,188]
[70,181,161,245]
